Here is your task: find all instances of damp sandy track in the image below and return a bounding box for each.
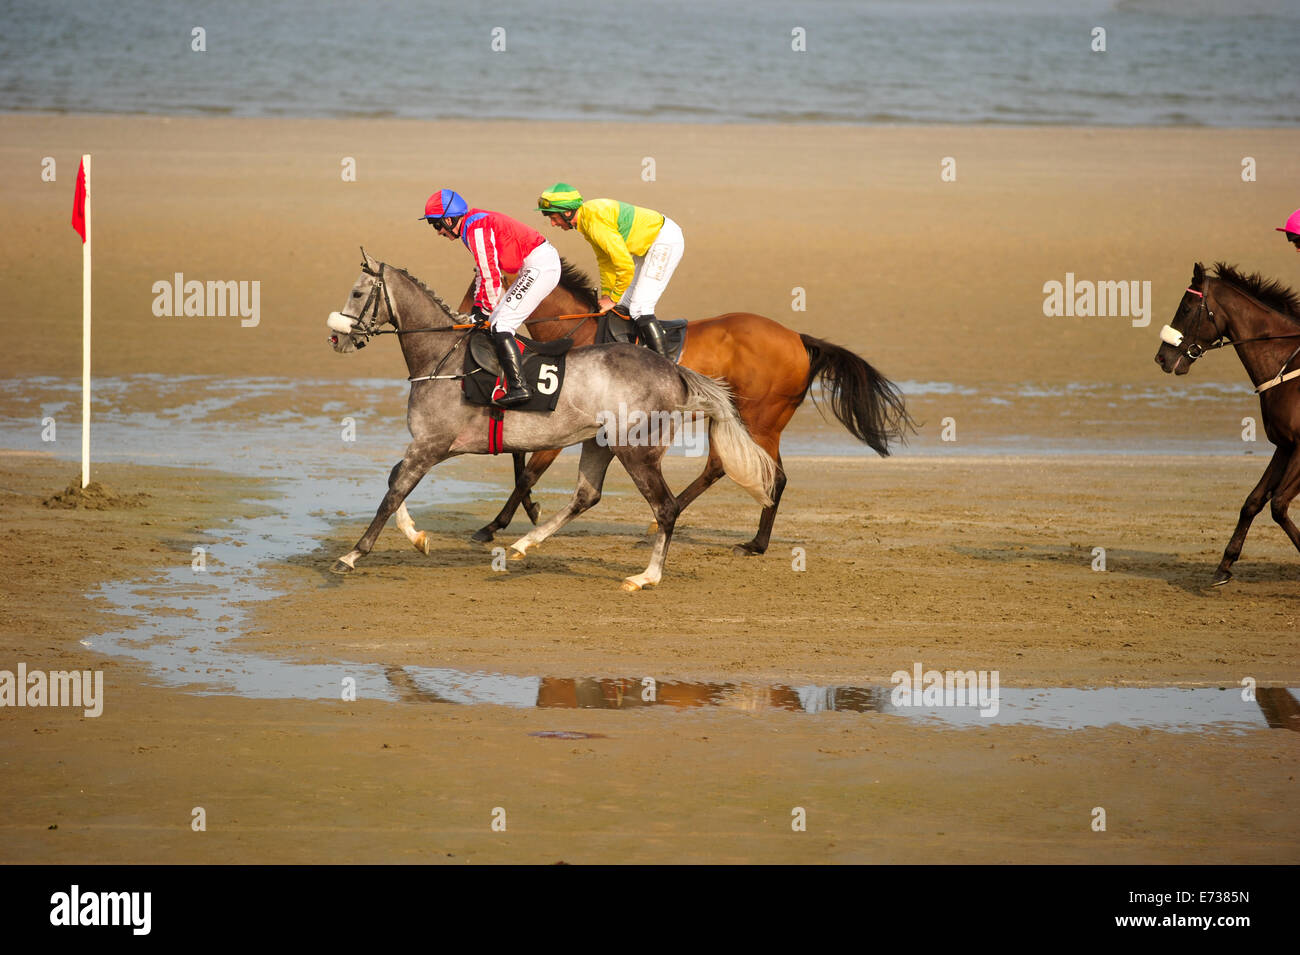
[1,451,1296,864]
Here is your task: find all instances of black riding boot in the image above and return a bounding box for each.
[636,315,669,358]
[491,330,531,407]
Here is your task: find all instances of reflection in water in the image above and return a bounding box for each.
[1256,687,1300,731]
[384,668,1300,733]
[386,669,889,715]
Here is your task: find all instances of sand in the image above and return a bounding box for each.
[0,115,1297,864]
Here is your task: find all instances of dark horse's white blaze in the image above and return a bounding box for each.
[328,249,775,591]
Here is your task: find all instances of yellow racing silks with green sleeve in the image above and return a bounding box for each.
[573,198,665,301]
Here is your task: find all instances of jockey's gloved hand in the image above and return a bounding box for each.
[611,302,631,318]
[470,306,489,325]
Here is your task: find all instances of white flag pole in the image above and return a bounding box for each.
[81,153,91,488]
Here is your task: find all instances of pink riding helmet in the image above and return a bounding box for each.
[1276,207,1300,236]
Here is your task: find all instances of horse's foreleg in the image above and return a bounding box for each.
[471,448,563,543]
[620,447,679,591]
[1213,444,1290,585]
[507,441,614,559]
[335,447,443,574]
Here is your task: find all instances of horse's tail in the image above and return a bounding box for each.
[799,334,915,457]
[677,368,777,507]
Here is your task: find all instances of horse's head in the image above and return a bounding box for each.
[1155,262,1223,375]
[328,247,395,354]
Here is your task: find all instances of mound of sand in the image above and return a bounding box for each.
[42,480,149,510]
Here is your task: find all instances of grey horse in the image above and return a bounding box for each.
[326,250,776,591]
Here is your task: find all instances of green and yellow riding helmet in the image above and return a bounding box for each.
[536,183,583,222]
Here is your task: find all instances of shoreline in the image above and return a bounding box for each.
[10,108,1300,132]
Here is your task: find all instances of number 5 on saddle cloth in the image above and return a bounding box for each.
[462,327,572,412]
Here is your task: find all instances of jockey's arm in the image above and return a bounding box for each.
[585,222,635,305]
[467,229,506,312]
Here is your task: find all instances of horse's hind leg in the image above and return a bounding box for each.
[394,501,431,555]
[335,446,444,574]
[619,446,680,592]
[472,448,561,543]
[1264,444,1300,553]
[1213,444,1290,585]
[735,450,787,556]
[644,445,725,537]
[507,440,614,559]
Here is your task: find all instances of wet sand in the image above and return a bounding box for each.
[1,450,1296,864]
[1,114,1298,864]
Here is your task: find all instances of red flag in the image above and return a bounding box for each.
[71,158,87,242]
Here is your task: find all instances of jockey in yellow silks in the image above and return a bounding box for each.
[536,183,684,358]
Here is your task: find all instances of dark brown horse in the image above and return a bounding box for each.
[1155,262,1300,585]
[458,261,914,553]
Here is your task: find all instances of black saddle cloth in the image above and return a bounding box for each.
[462,328,572,412]
[595,313,687,363]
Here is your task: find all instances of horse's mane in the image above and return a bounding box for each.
[1213,262,1300,322]
[558,257,599,310]
[387,264,463,318]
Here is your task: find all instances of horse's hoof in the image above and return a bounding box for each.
[732,544,761,557]
[470,527,495,544]
[621,579,642,592]
[524,502,542,525]
[646,522,659,535]
[1211,570,1232,586]
[413,531,432,555]
[330,559,355,575]
[508,545,528,561]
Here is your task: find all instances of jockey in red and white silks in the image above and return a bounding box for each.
[422,188,561,406]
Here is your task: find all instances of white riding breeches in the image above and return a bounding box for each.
[488,241,562,335]
[621,217,684,318]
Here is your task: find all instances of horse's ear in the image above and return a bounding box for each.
[360,246,379,274]
[1193,261,1205,283]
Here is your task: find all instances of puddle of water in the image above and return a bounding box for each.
[383,670,1300,734]
[3,376,505,700]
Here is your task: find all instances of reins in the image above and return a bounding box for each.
[339,261,603,383]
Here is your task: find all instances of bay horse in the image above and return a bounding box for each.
[1155,262,1300,585]
[328,250,775,591]
[449,261,914,553]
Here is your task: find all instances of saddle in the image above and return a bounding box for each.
[462,327,572,412]
[595,313,688,363]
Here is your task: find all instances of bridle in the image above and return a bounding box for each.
[1159,285,1221,366]
[329,261,400,350]
[1160,280,1300,393]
